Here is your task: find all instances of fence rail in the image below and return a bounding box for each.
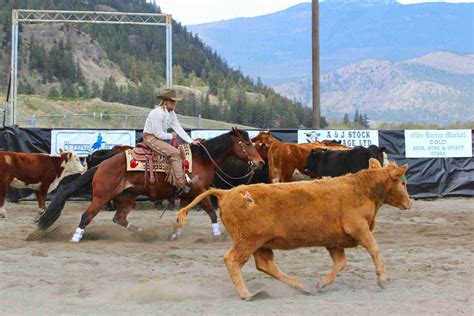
[16,113,202,129]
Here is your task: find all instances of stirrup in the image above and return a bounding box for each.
[185,174,199,184]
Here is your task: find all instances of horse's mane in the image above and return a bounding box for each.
[192,129,250,161]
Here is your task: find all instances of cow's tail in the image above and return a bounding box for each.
[36,167,98,230]
[175,188,225,228]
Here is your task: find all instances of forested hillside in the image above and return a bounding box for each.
[0,0,317,128]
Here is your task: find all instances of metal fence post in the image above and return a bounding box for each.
[100,112,103,127]
[198,114,201,128]
[31,114,36,127]
[93,112,96,128]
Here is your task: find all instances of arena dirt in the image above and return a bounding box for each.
[0,198,472,314]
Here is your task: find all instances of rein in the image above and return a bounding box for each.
[197,141,256,187]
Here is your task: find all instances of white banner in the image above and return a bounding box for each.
[298,130,379,147]
[191,130,261,140]
[51,130,136,157]
[405,129,472,158]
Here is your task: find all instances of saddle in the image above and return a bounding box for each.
[126,143,192,201]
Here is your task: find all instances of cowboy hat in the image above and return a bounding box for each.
[156,88,183,101]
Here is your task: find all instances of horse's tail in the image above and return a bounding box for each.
[176,188,225,228]
[36,167,98,230]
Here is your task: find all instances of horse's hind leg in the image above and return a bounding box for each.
[71,184,124,243]
[199,197,221,236]
[112,191,140,232]
[71,196,110,242]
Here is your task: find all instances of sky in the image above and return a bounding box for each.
[153,0,474,25]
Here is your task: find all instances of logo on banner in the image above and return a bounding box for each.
[91,133,105,150]
[51,130,136,157]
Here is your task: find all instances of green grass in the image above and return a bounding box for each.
[1,94,253,129]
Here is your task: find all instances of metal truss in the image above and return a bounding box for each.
[8,9,173,125]
[16,9,169,26]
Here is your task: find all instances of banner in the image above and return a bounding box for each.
[191,129,261,140]
[51,130,136,157]
[405,129,472,158]
[298,129,379,147]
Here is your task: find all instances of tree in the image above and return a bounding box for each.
[353,109,360,126]
[48,87,60,98]
[343,113,350,126]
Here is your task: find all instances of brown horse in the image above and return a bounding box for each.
[38,128,264,242]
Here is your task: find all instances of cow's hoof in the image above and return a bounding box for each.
[377,277,387,289]
[245,291,271,301]
[299,288,313,296]
[316,281,329,292]
[0,209,6,218]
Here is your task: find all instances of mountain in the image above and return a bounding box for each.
[272,52,474,125]
[188,1,474,83]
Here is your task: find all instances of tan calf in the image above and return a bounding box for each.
[176,159,411,300]
[267,141,351,182]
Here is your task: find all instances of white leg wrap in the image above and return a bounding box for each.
[169,228,182,240]
[71,227,85,243]
[0,207,7,218]
[212,223,221,236]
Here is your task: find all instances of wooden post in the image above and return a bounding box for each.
[312,0,320,129]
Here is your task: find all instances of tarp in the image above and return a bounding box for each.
[1,126,472,201]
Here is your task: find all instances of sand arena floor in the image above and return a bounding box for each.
[0,198,472,314]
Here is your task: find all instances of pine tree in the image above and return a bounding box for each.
[353,109,360,126]
[343,113,350,126]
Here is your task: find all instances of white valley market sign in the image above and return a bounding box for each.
[404,129,472,158]
[298,130,379,147]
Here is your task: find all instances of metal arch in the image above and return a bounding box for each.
[16,10,169,26]
[8,9,173,125]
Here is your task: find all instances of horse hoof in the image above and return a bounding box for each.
[168,233,178,241]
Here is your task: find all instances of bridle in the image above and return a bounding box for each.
[197,140,258,187]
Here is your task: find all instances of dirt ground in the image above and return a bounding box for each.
[0,198,473,315]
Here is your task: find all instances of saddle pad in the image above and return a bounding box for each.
[126,144,192,173]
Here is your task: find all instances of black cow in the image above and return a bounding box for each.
[304,146,387,178]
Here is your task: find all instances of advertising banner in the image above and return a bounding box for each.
[51,130,136,157]
[298,129,379,147]
[405,129,472,158]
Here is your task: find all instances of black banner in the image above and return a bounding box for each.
[1,126,472,200]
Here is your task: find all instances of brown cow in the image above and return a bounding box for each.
[0,150,86,218]
[176,159,411,300]
[267,141,351,182]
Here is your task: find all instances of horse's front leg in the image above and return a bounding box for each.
[169,198,190,240]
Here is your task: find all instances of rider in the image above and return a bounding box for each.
[143,88,199,193]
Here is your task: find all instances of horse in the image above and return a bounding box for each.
[36,128,264,242]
